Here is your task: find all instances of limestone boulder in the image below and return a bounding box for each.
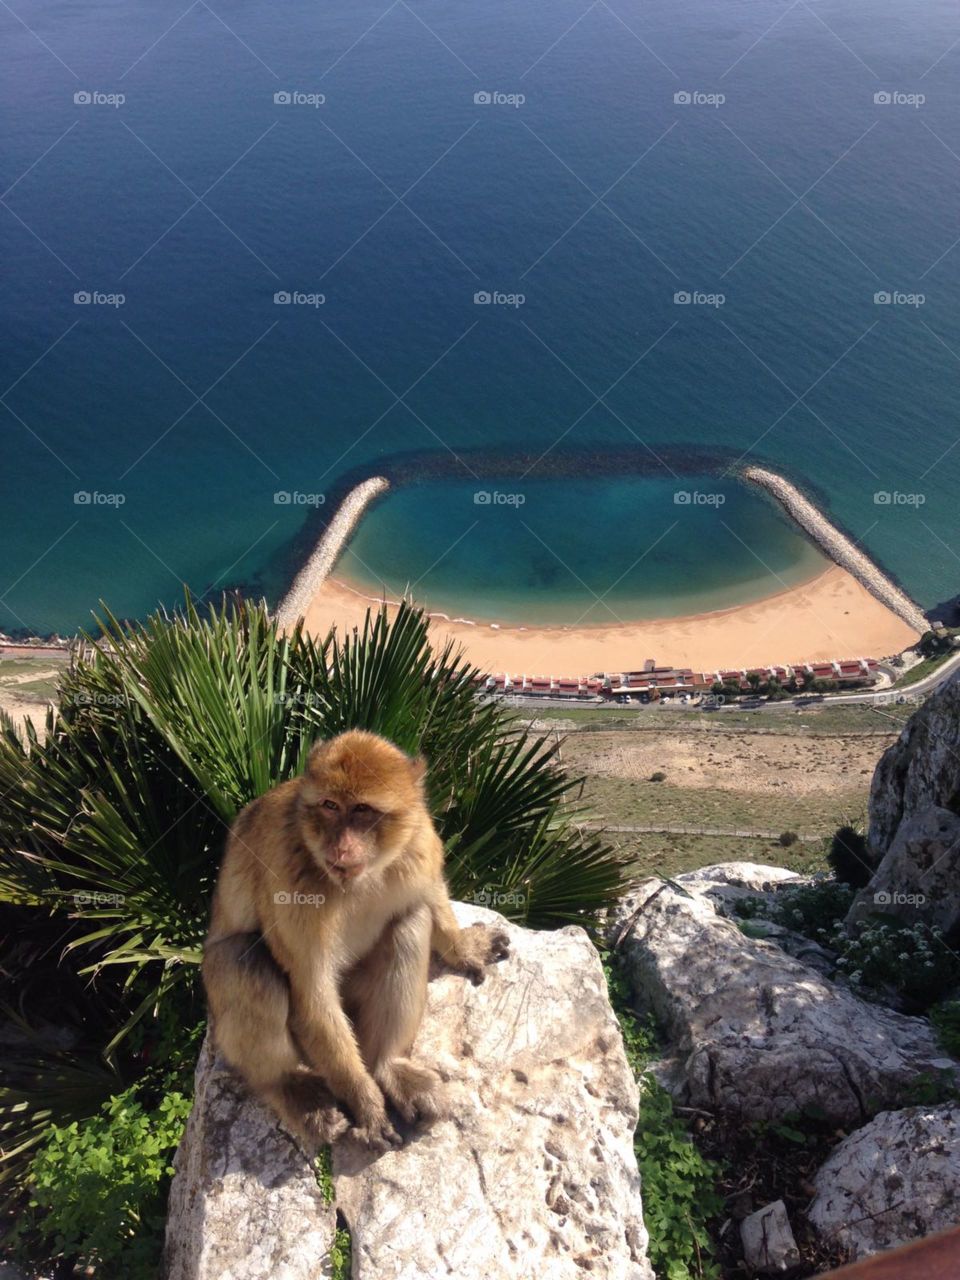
[808,1105,960,1258]
[165,904,652,1280]
[846,806,960,934]
[610,880,953,1125]
[164,1036,336,1280]
[868,669,960,863]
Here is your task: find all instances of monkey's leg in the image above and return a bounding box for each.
[274,943,402,1152]
[346,905,440,1123]
[429,893,511,984]
[203,934,347,1147]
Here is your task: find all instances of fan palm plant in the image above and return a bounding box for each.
[0,594,633,1195]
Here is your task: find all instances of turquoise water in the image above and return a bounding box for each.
[346,474,827,624]
[2,0,959,633]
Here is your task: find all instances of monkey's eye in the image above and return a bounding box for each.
[352,802,372,814]
[321,799,340,811]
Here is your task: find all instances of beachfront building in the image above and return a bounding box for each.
[476,657,880,701]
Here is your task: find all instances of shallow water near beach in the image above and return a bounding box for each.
[2,0,959,633]
[343,474,828,625]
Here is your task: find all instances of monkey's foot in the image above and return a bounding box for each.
[349,1112,403,1153]
[276,1074,351,1148]
[446,923,511,985]
[379,1057,442,1124]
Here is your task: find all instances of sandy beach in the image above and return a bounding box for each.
[300,567,920,674]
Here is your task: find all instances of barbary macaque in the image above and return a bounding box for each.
[202,729,510,1150]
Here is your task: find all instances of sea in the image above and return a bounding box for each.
[2,0,959,634]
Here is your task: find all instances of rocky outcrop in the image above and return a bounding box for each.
[165,904,652,1280]
[808,1105,960,1258]
[610,877,953,1125]
[668,862,802,916]
[846,806,960,934]
[165,1037,336,1280]
[868,669,960,864]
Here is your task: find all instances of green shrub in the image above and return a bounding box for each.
[8,1086,190,1280]
[837,920,960,1011]
[636,1082,723,1280]
[930,1001,960,1058]
[828,825,872,889]
[777,831,799,848]
[772,879,854,943]
[604,956,722,1279]
[650,771,667,783]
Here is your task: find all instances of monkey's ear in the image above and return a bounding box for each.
[409,754,427,782]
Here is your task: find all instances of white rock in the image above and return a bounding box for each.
[847,806,960,934]
[334,903,652,1280]
[164,1036,336,1280]
[808,1105,960,1258]
[673,862,803,918]
[868,669,960,862]
[166,904,652,1280]
[610,881,953,1125]
[740,1199,800,1273]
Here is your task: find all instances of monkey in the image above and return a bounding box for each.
[202,728,511,1151]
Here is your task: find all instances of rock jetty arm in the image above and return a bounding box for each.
[741,466,927,634]
[275,476,389,628]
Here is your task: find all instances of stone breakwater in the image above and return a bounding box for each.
[742,466,928,634]
[275,476,389,627]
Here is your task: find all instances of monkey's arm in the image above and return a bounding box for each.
[274,938,401,1149]
[429,883,511,984]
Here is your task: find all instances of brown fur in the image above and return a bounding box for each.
[202,729,510,1150]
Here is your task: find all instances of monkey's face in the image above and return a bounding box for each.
[299,796,396,884]
[297,731,426,886]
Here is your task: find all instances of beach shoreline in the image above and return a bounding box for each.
[278,466,925,673]
[300,566,920,673]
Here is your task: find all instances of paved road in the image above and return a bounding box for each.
[579,821,824,842]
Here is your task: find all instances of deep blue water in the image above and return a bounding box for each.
[2,0,959,633]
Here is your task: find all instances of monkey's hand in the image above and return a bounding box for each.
[443,922,511,985]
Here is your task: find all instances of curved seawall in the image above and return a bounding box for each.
[741,466,927,634]
[275,476,389,627]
